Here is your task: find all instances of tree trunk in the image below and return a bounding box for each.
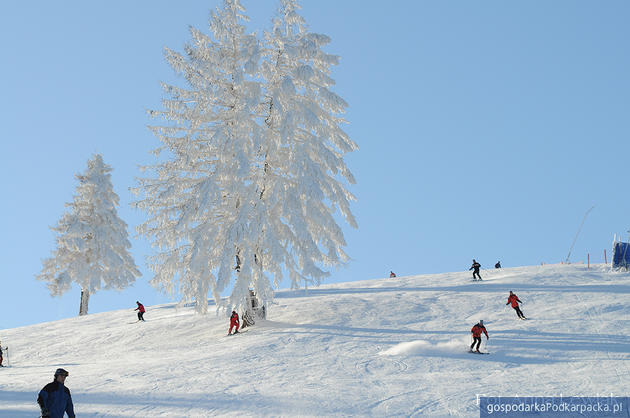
[79,289,90,316]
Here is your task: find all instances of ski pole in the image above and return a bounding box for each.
[5,347,9,367]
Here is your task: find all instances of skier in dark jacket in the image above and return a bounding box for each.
[469,259,482,280]
[495,261,501,269]
[0,339,4,367]
[37,368,75,418]
[228,310,240,335]
[470,320,489,353]
[506,291,526,319]
[135,301,146,322]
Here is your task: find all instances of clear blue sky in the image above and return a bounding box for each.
[1,1,629,330]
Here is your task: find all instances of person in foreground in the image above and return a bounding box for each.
[37,368,75,418]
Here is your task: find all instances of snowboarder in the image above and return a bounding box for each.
[134,301,146,322]
[506,291,526,319]
[470,320,489,353]
[469,259,482,280]
[495,261,501,269]
[228,310,240,335]
[389,271,396,278]
[37,368,75,418]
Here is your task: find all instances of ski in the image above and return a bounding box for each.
[226,330,248,337]
[468,350,490,355]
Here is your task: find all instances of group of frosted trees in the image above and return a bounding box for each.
[38,0,357,317]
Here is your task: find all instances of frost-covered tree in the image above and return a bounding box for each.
[258,0,358,290]
[38,154,140,316]
[134,0,356,314]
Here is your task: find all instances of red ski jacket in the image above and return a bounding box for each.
[471,324,488,338]
[230,312,239,325]
[136,304,145,313]
[507,294,521,308]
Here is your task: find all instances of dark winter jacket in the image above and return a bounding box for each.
[471,323,488,339]
[507,294,522,308]
[37,381,75,418]
[469,262,481,272]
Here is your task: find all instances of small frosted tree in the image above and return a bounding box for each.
[134,0,356,314]
[38,154,140,315]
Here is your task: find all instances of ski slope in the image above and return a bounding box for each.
[1,264,629,417]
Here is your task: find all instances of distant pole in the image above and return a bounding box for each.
[587,253,590,269]
[604,249,607,264]
[565,206,595,264]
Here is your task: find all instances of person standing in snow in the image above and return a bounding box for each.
[506,291,526,319]
[389,271,396,278]
[470,320,489,353]
[135,301,146,322]
[228,310,240,335]
[469,259,482,281]
[37,368,75,418]
[495,261,501,269]
[0,339,4,367]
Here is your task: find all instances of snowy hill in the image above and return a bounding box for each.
[1,264,629,417]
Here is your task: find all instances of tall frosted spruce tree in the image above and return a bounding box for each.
[135,0,357,314]
[38,154,140,316]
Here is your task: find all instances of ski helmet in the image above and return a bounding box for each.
[479,320,484,325]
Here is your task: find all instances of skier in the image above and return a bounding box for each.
[470,320,489,353]
[0,339,3,367]
[134,301,146,322]
[495,261,501,269]
[228,310,240,335]
[37,368,75,418]
[506,291,526,319]
[469,259,482,281]
[390,271,396,278]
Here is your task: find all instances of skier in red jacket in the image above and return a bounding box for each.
[228,311,240,335]
[470,320,489,353]
[506,291,526,319]
[389,271,396,278]
[135,301,146,322]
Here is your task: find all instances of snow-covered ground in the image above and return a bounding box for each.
[1,264,629,417]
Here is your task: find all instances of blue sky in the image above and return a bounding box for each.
[1,0,629,330]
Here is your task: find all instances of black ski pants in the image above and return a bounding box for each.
[473,270,481,280]
[137,311,145,321]
[471,337,482,351]
[513,306,525,319]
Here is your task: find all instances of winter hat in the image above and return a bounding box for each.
[54,368,69,377]
[479,320,484,325]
